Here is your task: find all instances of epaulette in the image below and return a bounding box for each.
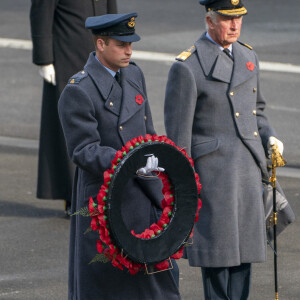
[68,70,88,84]
[176,45,196,61]
[238,41,253,50]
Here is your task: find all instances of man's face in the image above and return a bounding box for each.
[207,14,243,48]
[96,38,132,71]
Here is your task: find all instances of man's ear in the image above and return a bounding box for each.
[206,16,213,30]
[96,38,106,52]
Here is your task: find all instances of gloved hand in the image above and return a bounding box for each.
[137,155,165,175]
[39,64,56,85]
[267,136,284,157]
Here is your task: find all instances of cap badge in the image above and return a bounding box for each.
[127,17,135,28]
[135,95,143,105]
[231,0,240,5]
[246,61,255,71]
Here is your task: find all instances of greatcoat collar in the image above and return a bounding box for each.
[195,33,257,88]
[84,52,145,124]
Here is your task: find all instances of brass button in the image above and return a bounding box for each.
[230,91,234,96]
[144,116,147,121]
[235,112,240,118]
[254,131,258,136]
[109,102,114,107]
[119,126,123,131]
[81,71,85,74]
[253,88,257,92]
[253,110,256,115]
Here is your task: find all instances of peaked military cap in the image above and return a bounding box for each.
[85,12,140,42]
[199,0,247,17]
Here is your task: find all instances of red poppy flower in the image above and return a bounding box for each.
[124,140,134,152]
[128,262,142,275]
[97,240,104,253]
[97,190,107,204]
[112,258,124,271]
[136,135,145,144]
[98,203,106,214]
[194,198,202,222]
[154,260,170,271]
[91,217,99,231]
[150,223,163,234]
[157,135,168,142]
[164,139,176,146]
[103,170,113,184]
[111,150,123,166]
[97,214,107,227]
[144,134,153,142]
[135,94,143,105]
[246,61,255,71]
[171,248,184,259]
[89,197,95,214]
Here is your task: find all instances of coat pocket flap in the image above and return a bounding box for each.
[191,138,219,160]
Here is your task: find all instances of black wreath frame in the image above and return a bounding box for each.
[106,142,198,265]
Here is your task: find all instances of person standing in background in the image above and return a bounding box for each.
[164,0,284,299]
[30,0,117,215]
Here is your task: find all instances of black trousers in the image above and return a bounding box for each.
[201,263,252,300]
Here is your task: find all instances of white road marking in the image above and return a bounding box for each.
[0,291,20,297]
[1,37,300,74]
[268,105,300,113]
[0,37,32,50]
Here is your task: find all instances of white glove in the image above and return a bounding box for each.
[39,64,56,85]
[267,136,284,157]
[137,155,165,175]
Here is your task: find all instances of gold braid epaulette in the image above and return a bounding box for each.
[238,41,253,50]
[176,45,196,61]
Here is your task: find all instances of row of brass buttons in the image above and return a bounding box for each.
[119,116,147,131]
[229,88,257,97]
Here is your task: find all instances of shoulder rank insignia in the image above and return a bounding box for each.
[68,70,87,84]
[238,41,253,50]
[176,45,196,61]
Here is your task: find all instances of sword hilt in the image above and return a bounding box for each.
[270,144,286,188]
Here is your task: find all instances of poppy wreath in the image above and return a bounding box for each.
[88,134,202,275]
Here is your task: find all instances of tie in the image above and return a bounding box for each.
[115,72,121,85]
[223,48,234,61]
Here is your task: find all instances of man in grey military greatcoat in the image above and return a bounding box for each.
[164,1,284,299]
[58,13,180,300]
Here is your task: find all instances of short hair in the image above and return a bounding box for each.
[93,35,110,47]
[205,10,218,30]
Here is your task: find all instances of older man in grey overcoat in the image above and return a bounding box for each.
[164,1,284,299]
[59,13,180,300]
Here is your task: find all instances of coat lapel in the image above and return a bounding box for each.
[85,53,145,122]
[118,67,146,125]
[230,42,258,89]
[195,33,233,83]
[85,52,122,116]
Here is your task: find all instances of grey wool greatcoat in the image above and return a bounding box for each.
[164,33,278,268]
[30,0,117,202]
[58,53,180,300]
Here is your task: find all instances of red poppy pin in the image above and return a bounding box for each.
[246,61,255,71]
[135,95,143,105]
